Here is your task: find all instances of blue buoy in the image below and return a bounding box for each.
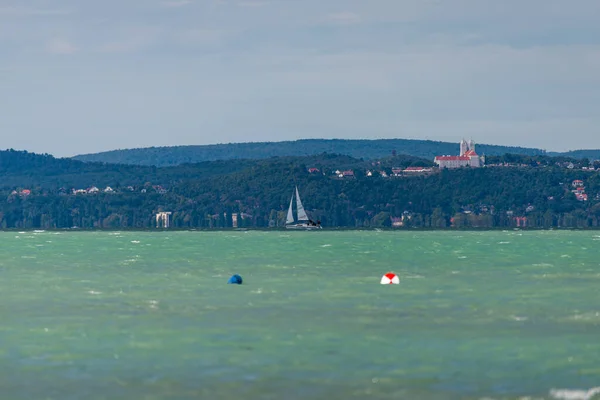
[227,274,243,285]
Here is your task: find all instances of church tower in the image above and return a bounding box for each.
[460,138,468,156]
[468,139,475,153]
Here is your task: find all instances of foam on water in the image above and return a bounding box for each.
[549,387,600,400]
[510,315,529,321]
[568,312,600,321]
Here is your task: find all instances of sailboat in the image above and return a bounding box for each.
[285,186,322,230]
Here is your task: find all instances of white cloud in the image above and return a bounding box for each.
[45,39,78,54]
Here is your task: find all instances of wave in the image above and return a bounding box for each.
[549,387,600,400]
[509,315,528,321]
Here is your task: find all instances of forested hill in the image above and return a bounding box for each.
[71,138,550,167]
[548,149,600,159]
[0,149,256,189]
[0,148,430,189]
[2,148,600,230]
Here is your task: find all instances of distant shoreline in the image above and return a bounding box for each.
[3,227,599,232]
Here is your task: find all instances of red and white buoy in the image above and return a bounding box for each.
[380,272,400,285]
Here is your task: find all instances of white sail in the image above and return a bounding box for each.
[286,192,295,224]
[295,186,309,221]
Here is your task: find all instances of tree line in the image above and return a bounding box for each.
[1,149,600,229]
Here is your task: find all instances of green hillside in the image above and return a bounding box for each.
[71,138,548,167]
[548,149,600,160]
[1,149,430,190]
[0,149,256,189]
[2,149,599,230]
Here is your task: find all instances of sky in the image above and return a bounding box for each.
[1,0,599,157]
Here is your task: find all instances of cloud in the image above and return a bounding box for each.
[45,39,78,54]
[160,0,193,7]
[3,0,600,156]
[326,11,361,25]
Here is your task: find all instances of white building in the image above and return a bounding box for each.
[434,139,485,169]
[156,212,172,228]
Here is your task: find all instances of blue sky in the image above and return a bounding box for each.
[1,0,599,157]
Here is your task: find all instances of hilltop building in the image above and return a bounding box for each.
[434,139,485,169]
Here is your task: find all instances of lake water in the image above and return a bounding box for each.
[1,230,599,400]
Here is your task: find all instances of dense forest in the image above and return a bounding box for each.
[71,138,556,167]
[547,149,600,159]
[2,149,600,230]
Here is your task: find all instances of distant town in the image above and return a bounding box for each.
[3,139,600,230]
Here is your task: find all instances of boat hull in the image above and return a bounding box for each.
[285,223,322,230]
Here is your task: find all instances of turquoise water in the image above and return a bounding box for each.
[1,230,599,400]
